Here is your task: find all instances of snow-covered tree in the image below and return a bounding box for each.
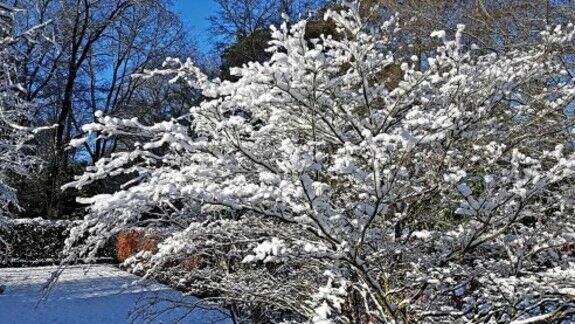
[0,4,45,258]
[65,2,575,322]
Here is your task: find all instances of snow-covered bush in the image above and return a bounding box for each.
[65,2,575,322]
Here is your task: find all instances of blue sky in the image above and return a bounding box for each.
[171,0,219,54]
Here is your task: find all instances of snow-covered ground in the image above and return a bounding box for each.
[0,264,231,323]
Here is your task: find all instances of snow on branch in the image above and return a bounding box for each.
[64,1,575,322]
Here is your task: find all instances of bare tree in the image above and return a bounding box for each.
[11,0,195,217]
[364,0,575,69]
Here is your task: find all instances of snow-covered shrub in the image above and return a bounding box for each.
[65,2,575,322]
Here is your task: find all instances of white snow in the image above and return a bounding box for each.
[0,264,231,324]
